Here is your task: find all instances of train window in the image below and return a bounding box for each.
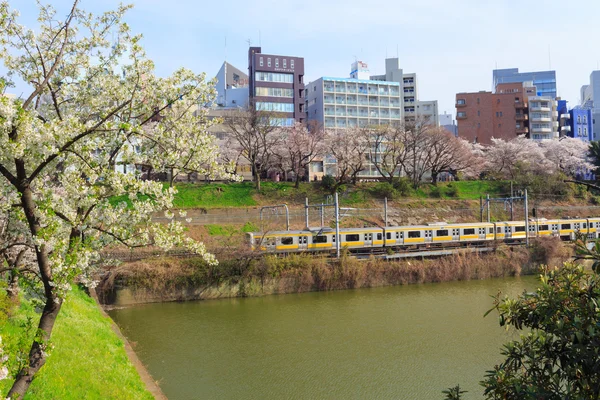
[478,228,485,234]
[452,229,459,236]
[396,232,402,239]
[377,233,382,240]
[436,229,448,236]
[386,232,392,240]
[489,228,494,234]
[574,223,581,229]
[529,225,535,232]
[314,235,327,243]
[346,234,360,242]
[597,222,600,229]
[561,224,571,230]
[332,235,336,242]
[281,237,293,245]
[365,233,373,241]
[539,225,549,231]
[515,226,525,232]
[583,223,587,228]
[266,238,276,246]
[408,231,421,238]
[463,228,475,235]
[497,227,502,234]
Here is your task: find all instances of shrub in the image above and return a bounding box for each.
[446,183,459,198]
[591,195,600,205]
[321,175,337,192]
[430,186,442,198]
[370,182,398,199]
[392,177,412,196]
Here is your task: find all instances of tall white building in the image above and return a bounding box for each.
[580,71,600,140]
[528,96,559,140]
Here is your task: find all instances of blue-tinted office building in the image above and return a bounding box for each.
[493,68,557,99]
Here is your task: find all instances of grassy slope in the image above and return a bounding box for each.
[169,180,509,209]
[1,287,153,400]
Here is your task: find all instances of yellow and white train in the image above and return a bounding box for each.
[248,217,600,254]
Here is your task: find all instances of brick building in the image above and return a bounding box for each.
[455,82,537,144]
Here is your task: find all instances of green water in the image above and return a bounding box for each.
[108,276,537,399]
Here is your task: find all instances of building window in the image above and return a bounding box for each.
[275,58,279,67]
[255,72,294,83]
[477,110,480,116]
[477,98,480,104]
[457,111,466,118]
[267,58,271,67]
[497,99,500,104]
[578,115,581,123]
[283,59,287,68]
[579,127,582,135]
[456,99,466,105]
[259,57,263,67]
[255,87,294,97]
[477,123,481,128]
[584,116,587,123]
[585,127,588,135]
[499,111,502,117]
[256,102,295,113]
[498,123,501,128]
[291,59,294,69]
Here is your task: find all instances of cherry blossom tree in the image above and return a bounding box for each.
[424,128,475,185]
[323,128,368,190]
[275,122,324,188]
[364,124,409,184]
[0,1,234,396]
[485,136,550,179]
[540,137,593,177]
[224,105,282,191]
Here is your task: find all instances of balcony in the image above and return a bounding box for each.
[514,100,527,108]
[531,127,552,133]
[516,127,529,134]
[561,126,571,132]
[515,114,528,121]
[456,113,467,120]
[455,101,466,108]
[560,113,570,119]
[530,105,551,112]
[530,115,551,122]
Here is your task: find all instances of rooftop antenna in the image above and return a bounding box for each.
[246,38,252,47]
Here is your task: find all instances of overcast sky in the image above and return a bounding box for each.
[7,0,600,118]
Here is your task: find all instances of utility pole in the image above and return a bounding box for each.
[510,181,514,220]
[480,196,483,222]
[384,197,388,227]
[320,204,324,227]
[334,192,340,259]
[524,189,529,247]
[486,194,490,222]
[305,197,309,229]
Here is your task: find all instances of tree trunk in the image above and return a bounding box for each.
[294,172,301,189]
[256,174,261,191]
[431,171,439,185]
[8,297,63,398]
[8,267,20,304]
[8,182,61,397]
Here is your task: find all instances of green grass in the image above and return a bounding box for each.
[109,180,512,211]
[0,287,153,399]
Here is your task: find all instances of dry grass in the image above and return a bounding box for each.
[97,237,572,305]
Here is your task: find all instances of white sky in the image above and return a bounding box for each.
[7,0,600,118]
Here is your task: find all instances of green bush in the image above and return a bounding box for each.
[591,195,600,205]
[446,183,459,198]
[321,175,337,192]
[370,182,398,199]
[392,177,412,196]
[430,186,442,198]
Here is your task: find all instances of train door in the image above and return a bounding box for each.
[551,223,559,237]
[265,237,277,251]
[299,235,309,250]
[504,225,512,239]
[452,228,460,241]
[396,231,404,245]
[364,233,373,247]
[528,224,536,238]
[424,230,433,243]
[478,227,486,240]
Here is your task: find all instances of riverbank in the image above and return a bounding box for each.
[0,286,156,399]
[98,238,572,307]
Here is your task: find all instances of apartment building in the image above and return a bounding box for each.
[528,96,559,140]
[248,47,306,125]
[456,83,537,144]
[306,77,402,129]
